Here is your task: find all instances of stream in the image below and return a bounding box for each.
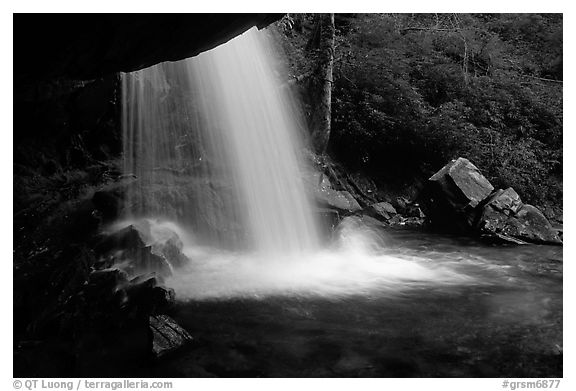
[149,228,562,377]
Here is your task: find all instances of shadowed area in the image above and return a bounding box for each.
[14,14,282,81]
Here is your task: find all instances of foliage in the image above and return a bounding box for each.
[275,13,562,211]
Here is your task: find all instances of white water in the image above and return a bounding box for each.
[121,28,477,300]
[122,28,320,254]
[166,216,476,300]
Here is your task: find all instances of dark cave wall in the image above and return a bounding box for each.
[14,13,282,172]
[14,76,121,174]
[13,14,282,256]
[14,14,282,81]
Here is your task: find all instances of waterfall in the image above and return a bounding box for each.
[120,27,473,300]
[121,27,321,254]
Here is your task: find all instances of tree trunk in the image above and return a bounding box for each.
[308,13,335,154]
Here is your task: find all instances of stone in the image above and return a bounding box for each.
[315,187,362,213]
[305,171,362,214]
[314,207,342,238]
[403,216,426,228]
[153,238,189,269]
[365,201,397,221]
[125,246,173,279]
[95,225,145,255]
[406,205,425,218]
[480,232,529,245]
[428,157,494,208]
[420,157,494,231]
[87,268,129,291]
[151,286,176,311]
[392,197,409,214]
[477,204,562,245]
[149,315,193,359]
[484,187,523,215]
[388,214,404,225]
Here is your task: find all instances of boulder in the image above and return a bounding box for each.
[124,246,173,279]
[152,237,189,269]
[314,207,342,238]
[477,203,562,245]
[150,315,193,359]
[365,201,397,221]
[123,275,174,317]
[392,197,409,214]
[429,157,494,207]
[484,187,523,215]
[420,157,494,231]
[95,225,145,255]
[306,172,362,213]
[87,268,129,291]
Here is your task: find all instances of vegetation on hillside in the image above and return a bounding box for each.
[275,13,562,218]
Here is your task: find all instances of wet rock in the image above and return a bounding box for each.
[337,214,387,232]
[392,197,409,214]
[123,275,170,317]
[119,274,176,317]
[420,157,494,231]
[130,273,163,287]
[405,204,425,219]
[152,236,188,269]
[365,201,397,221]
[484,187,523,215]
[429,157,494,207]
[151,286,176,311]
[125,246,173,278]
[306,172,362,213]
[480,232,529,245]
[388,214,404,225]
[87,268,129,291]
[150,314,193,359]
[314,207,341,237]
[402,216,426,228]
[316,188,362,213]
[95,225,145,255]
[477,203,562,245]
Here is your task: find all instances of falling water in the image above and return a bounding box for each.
[121,27,477,299]
[122,28,321,254]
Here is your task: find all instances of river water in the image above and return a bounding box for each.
[152,227,562,377]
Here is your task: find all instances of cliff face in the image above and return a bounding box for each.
[14,14,282,81]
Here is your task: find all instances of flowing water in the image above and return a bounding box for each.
[120,27,478,299]
[150,229,562,377]
[122,28,319,253]
[119,28,562,377]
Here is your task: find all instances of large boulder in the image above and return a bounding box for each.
[124,246,173,279]
[95,225,145,255]
[152,237,189,269]
[420,157,494,231]
[305,172,362,213]
[477,202,562,245]
[483,187,523,215]
[364,201,397,222]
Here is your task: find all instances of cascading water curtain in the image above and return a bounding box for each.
[121,28,321,254]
